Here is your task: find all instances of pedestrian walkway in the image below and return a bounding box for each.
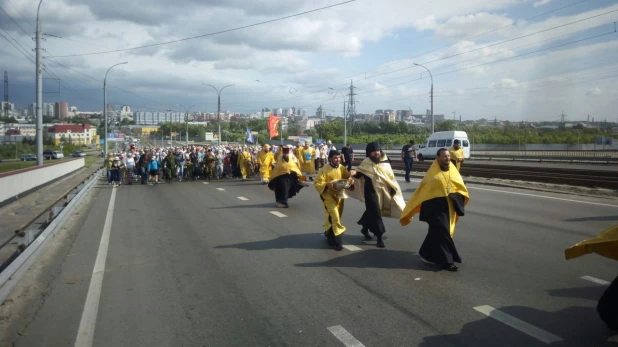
[0,158,103,262]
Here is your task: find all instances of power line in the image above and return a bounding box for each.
[0,6,31,36]
[281,0,590,94]
[48,0,359,58]
[4,0,35,30]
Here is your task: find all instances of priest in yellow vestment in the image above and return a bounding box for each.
[237,146,253,181]
[314,150,356,251]
[565,223,618,330]
[257,144,275,184]
[449,139,465,171]
[349,142,405,248]
[300,140,317,181]
[268,146,305,208]
[400,148,469,271]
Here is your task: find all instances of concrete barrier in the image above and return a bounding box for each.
[0,158,85,206]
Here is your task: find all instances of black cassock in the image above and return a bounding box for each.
[598,274,618,330]
[418,194,466,265]
[268,172,304,204]
[355,172,394,238]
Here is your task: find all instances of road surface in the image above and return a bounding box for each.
[2,175,617,346]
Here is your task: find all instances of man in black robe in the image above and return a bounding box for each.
[268,147,304,208]
[353,142,405,248]
[401,148,469,272]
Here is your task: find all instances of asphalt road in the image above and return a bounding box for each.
[4,173,617,346]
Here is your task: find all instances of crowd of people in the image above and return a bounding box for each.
[104,139,470,272]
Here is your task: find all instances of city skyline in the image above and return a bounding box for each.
[1,1,617,122]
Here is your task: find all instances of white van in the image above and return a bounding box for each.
[417,131,470,161]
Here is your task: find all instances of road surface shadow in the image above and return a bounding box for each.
[546,285,607,301]
[295,249,442,272]
[563,215,618,222]
[419,306,614,347]
[215,233,368,251]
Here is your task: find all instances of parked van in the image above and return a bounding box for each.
[417,131,470,161]
[43,150,64,160]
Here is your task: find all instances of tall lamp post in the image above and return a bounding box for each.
[414,63,434,134]
[203,84,234,146]
[35,0,44,166]
[178,104,195,147]
[103,62,127,158]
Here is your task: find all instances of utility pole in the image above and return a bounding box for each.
[345,80,357,145]
[3,71,8,119]
[414,63,433,133]
[103,62,127,159]
[204,84,234,146]
[453,111,456,122]
[35,0,44,166]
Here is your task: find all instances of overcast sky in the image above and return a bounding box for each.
[1,0,617,122]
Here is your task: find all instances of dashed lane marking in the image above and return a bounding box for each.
[202,182,209,185]
[581,275,610,285]
[270,211,287,218]
[237,197,249,201]
[216,188,225,191]
[327,325,366,347]
[473,305,563,344]
[342,245,362,251]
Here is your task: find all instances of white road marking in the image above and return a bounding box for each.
[216,188,225,191]
[414,278,421,281]
[202,182,209,185]
[327,325,366,347]
[581,275,610,285]
[473,305,563,344]
[74,187,117,347]
[270,211,287,218]
[397,178,618,208]
[237,197,249,201]
[342,245,362,251]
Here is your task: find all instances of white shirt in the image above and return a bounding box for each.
[125,157,135,169]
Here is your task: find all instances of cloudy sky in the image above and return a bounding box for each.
[1,0,617,122]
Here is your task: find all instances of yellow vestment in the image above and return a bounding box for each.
[237,150,252,179]
[565,223,618,261]
[314,164,351,236]
[257,150,275,181]
[449,146,464,171]
[400,160,469,237]
[300,147,317,173]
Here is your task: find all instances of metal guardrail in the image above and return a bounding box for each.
[472,154,618,164]
[0,169,103,274]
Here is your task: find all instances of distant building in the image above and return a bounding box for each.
[316,105,326,119]
[47,123,97,145]
[299,117,324,130]
[54,101,69,120]
[134,111,183,125]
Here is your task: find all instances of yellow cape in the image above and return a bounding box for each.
[349,155,406,218]
[270,155,303,182]
[449,146,464,171]
[565,223,618,261]
[399,159,469,237]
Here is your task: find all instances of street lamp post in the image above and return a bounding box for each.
[103,62,128,158]
[414,63,434,134]
[178,104,195,147]
[35,0,44,166]
[204,84,234,146]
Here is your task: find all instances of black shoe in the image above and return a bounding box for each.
[333,245,343,251]
[361,228,372,241]
[376,239,385,248]
[444,264,458,272]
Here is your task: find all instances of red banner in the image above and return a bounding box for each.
[268,114,280,139]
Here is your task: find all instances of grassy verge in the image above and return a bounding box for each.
[84,156,101,168]
[0,161,39,173]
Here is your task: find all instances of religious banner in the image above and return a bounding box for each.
[268,114,281,139]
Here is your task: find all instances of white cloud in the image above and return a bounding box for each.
[432,12,514,40]
[533,0,552,8]
[585,87,602,96]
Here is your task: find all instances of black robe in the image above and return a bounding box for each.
[598,274,618,330]
[268,172,303,203]
[354,172,394,237]
[418,195,466,265]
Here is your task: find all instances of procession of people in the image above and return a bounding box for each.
[110,138,470,271]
